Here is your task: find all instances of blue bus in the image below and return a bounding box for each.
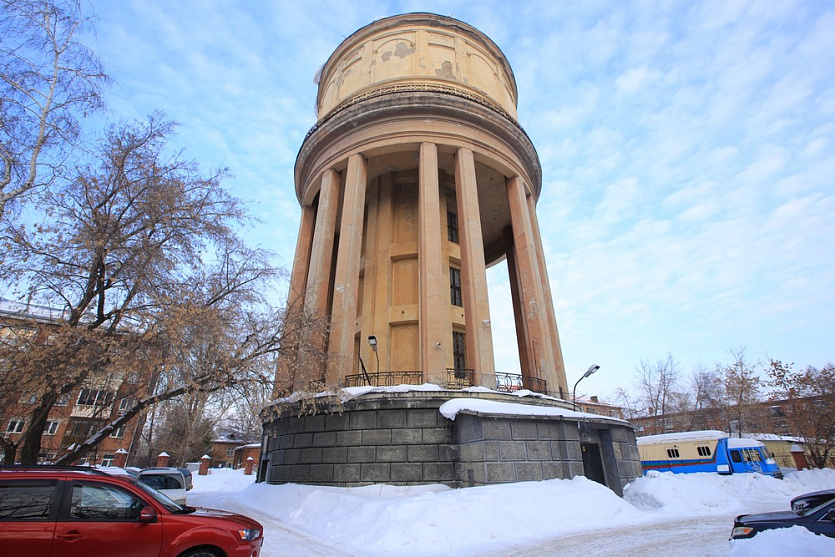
[637,430,783,478]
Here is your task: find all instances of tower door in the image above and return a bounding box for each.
[581,442,606,486]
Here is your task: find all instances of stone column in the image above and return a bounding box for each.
[304,169,340,317]
[113,448,128,469]
[506,176,557,387]
[294,169,340,390]
[326,154,367,385]
[526,194,567,395]
[419,143,447,384]
[198,455,211,476]
[275,204,316,396]
[454,147,495,387]
[156,451,170,468]
[503,225,531,377]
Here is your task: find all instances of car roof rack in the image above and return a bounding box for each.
[0,465,111,476]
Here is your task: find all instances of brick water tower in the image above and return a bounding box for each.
[276,12,567,398]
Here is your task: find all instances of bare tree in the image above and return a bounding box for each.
[767,359,835,469]
[634,352,681,432]
[0,0,108,217]
[721,347,761,437]
[685,363,725,430]
[0,114,281,464]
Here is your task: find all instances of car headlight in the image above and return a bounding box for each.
[732,526,754,538]
[238,528,260,542]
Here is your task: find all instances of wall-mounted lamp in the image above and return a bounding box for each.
[367,336,380,375]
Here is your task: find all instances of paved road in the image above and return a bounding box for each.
[480,514,736,557]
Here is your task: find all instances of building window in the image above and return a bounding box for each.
[44,420,60,436]
[452,331,466,372]
[110,425,127,439]
[100,454,115,466]
[118,398,133,415]
[769,405,785,417]
[226,448,234,457]
[19,393,38,404]
[67,419,97,438]
[6,418,25,434]
[55,394,69,406]
[449,267,462,307]
[76,388,115,407]
[447,211,459,243]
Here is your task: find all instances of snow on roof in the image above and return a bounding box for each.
[727,437,765,448]
[744,433,803,443]
[439,398,625,422]
[636,430,769,448]
[637,430,729,445]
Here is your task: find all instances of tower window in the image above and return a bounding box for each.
[447,211,459,244]
[449,267,462,307]
[453,331,466,372]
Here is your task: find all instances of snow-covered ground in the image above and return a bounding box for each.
[187,467,835,556]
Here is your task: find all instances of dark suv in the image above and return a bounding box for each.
[731,490,835,540]
[0,466,263,557]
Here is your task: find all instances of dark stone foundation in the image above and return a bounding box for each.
[259,391,641,495]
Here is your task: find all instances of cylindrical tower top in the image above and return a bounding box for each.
[315,13,519,120]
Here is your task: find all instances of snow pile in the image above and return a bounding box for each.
[439,397,593,420]
[190,466,257,492]
[190,468,835,556]
[728,526,834,556]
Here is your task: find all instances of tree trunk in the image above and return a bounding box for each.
[3,444,17,465]
[19,391,59,464]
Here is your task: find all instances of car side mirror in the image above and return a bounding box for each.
[827,509,835,522]
[138,506,157,523]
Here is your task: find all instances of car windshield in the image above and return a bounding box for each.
[797,497,835,517]
[132,478,185,513]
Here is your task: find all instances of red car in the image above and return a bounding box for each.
[0,466,263,557]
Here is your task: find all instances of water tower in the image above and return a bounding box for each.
[263,13,640,493]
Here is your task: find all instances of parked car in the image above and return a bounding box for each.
[791,488,835,513]
[731,490,835,539]
[136,468,188,505]
[177,467,194,490]
[0,466,263,557]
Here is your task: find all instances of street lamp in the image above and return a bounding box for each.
[573,364,600,411]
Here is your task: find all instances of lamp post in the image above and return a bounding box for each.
[573,364,600,411]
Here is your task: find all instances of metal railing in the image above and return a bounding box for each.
[446,368,475,389]
[495,372,547,395]
[344,370,423,387]
[344,369,548,396]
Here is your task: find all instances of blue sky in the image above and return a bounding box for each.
[82,0,835,400]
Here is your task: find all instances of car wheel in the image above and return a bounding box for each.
[179,547,221,557]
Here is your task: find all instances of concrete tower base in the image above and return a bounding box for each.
[259,391,641,495]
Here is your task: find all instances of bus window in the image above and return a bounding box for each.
[730,450,742,463]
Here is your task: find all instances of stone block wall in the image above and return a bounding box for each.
[455,413,586,486]
[260,391,642,493]
[261,393,458,486]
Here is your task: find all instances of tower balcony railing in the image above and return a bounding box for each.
[344,370,423,388]
[496,372,547,395]
[446,368,475,389]
[344,369,549,396]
